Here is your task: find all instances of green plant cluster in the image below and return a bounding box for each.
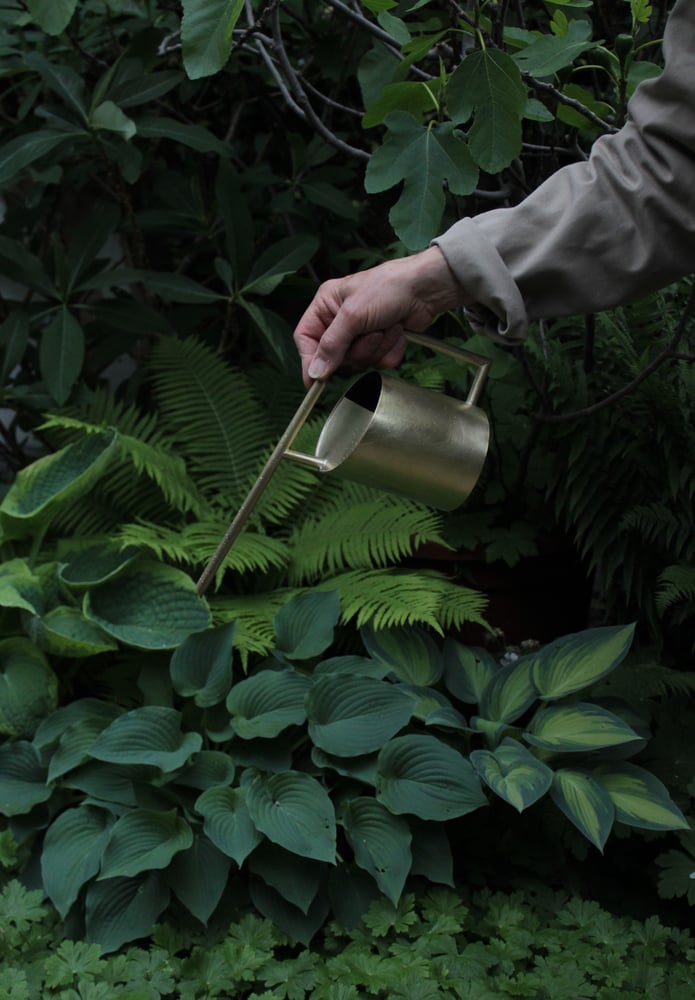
[1,877,693,1000]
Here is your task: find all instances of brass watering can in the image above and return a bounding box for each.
[196,332,490,596]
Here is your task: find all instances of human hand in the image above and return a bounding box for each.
[293,246,470,386]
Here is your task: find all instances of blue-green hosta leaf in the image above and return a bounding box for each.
[27,606,118,658]
[273,590,340,660]
[85,872,169,953]
[170,622,236,707]
[443,639,498,704]
[249,876,330,947]
[173,751,235,791]
[550,769,615,852]
[99,809,193,879]
[446,49,526,173]
[470,738,553,813]
[361,624,444,686]
[0,741,52,815]
[365,113,478,250]
[84,561,210,649]
[195,785,262,865]
[425,705,470,732]
[376,734,488,821]
[47,717,119,782]
[310,748,378,786]
[33,698,124,750]
[42,806,113,917]
[168,832,231,925]
[314,655,389,679]
[181,0,245,79]
[0,637,57,738]
[246,771,337,863]
[248,843,324,915]
[226,669,312,739]
[63,762,137,808]
[89,706,202,771]
[593,762,690,832]
[27,1,78,36]
[242,234,319,296]
[525,702,640,753]
[513,19,597,77]
[306,674,412,757]
[0,431,117,527]
[39,307,85,406]
[410,821,454,887]
[479,658,536,724]
[397,684,451,723]
[529,624,635,701]
[343,797,411,906]
[58,542,139,589]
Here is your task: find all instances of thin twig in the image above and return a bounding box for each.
[524,75,618,134]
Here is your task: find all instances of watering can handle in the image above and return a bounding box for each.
[403,331,491,406]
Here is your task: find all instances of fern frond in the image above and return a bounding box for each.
[210,588,298,663]
[656,565,695,614]
[287,500,448,584]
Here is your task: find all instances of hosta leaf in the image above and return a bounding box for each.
[529,624,635,701]
[479,658,536,724]
[42,806,113,917]
[181,0,245,79]
[63,762,137,807]
[173,751,235,791]
[306,674,412,756]
[310,748,378,786]
[84,561,211,649]
[361,624,444,686]
[85,873,169,953]
[167,832,231,924]
[99,809,193,879]
[0,563,44,616]
[89,706,202,771]
[248,843,324,915]
[410,821,454,887]
[513,19,597,77]
[246,771,337,862]
[0,431,117,527]
[550,769,615,851]
[170,622,236,707]
[249,876,330,947]
[343,797,411,905]
[376,734,488,821]
[470,738,553,813]
[47,717,118,782]
[39,307,85,406]
[443,639,497,704]
[33,698,123,750]
[0,637,57,738]
[313,655,389,679]
[274,590,340,659]
[525,702,640,753]
[0,741,52,815]
[195,785,262,865]
[27,606,118,658]
[593,762,690,832]
[58,542,139,589]
[226,669,312,739]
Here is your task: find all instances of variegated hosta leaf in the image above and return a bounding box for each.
[0,637,58,738]
[226,669,312,739]
[443,639,497,704]
[478,658,536,724]
[42,805,113,917]
[58,541,139,589]
[361,624,444,686]
[550,769,615,852]
[273,590,340,660]
[529,624,636,701]
[593,762,690,832]
[306,674,412,756]
[245,770,337,862]
[525,702,640,753]
[470,738,552,813]
[99,809,193,879]
[376,734,488,821]
[27,606,118,658]
[342,797,412,906]
[195,785,262,865]
[89,706,202,771]
[0,740,53,816]
[170,621,236,707]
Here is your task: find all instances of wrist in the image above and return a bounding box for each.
[410,245,473,314]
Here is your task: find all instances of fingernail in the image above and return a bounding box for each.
[308,357,329,380]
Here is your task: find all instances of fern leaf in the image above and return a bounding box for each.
[656,565,695,614]
[210,588,298,663]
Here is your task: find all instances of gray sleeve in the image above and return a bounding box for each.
[433,0,695,343]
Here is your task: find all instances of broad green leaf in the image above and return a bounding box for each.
[655,837,695,905]
[376,734,488,821]
[274,590,340,659]
[27,0,78,36]
[0,310,30,383]
[594,762,690,832]
[181,0,245,79]
[470,738,552,813]
[42,806,112,917]
[0,741,52,815]
[0,637,57,738]
[170,622,236,707]
[167,832,231,924]
[58,542,139,589]
[362,80,440,129]
[135,116,231,155]
[249,876,330,947]
[314,655,389,679]
[513,19,597,77]
[215,160,254,278]
[443,639,497,704]
[90,101,136,140]
[25,52,86,116]
[361,624,443,686]
[237,300,295,372]
[242,234,319,296]
[530,624,635,701]
[63,762,136,807]
[0,567,47,616]
[396,683,450,722]
[311,747,378,786]
[90,706,202,771]
[479,658,536,724]
[39,307,85,405]
[0,129,83,186]
[82,266,226,302]
[550,769,615,851]
[84,561,211,649]
[47,717,116,782]
[99,809,193,879]
[246,771,337,862]
[173,750,235,791]
[366,114,477,250]
[446,49,526,173]
[248,843,324,915]
[0,237,55,297]
[306,674,412,756]
[85,872,169,953]
[425,705,469,732]
[33,697,124,750]
[410,821,454,887]
[27,606,119,658]
[0,430,116,526]
[195,785,262,865]
[109,70,185,109]
[64,203,121,294]
[343,797,411,905]
[525,702,640,753]
[556,83,612,130]
[226,669,312,739]
[328,863,381,932]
